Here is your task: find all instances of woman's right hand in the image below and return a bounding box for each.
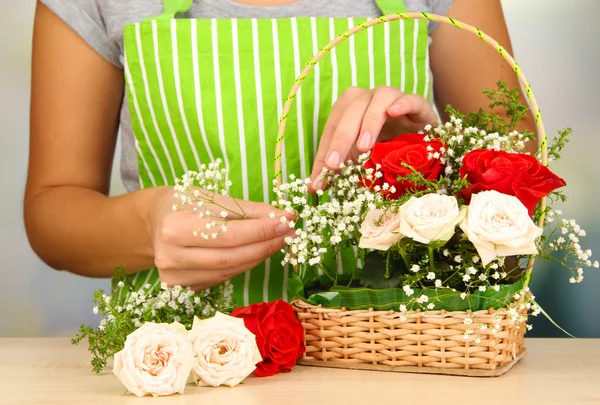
[148,187,295,291]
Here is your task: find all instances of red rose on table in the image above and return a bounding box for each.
[232,300,305,377]
[458,149,566,216]
[364,134,445,199]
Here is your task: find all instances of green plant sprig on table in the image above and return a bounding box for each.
[72,268,234,373]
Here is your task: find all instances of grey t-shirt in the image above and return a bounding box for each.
[41,0,454,192]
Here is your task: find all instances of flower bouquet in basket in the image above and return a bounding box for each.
[278,82,596,375]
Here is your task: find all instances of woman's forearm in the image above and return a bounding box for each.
[24,185,166,277]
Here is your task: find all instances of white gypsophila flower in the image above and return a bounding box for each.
[416,294,429,304]
[399,304,408,313]
[397,194,467,245]
[435,279,442,288]
[275,159,384,268]
[411,264,421,273]
[460,190,543,266]
[112,322,194,398]
[403,285,414,297]
[92,306,99,315]
[189,313,261,387]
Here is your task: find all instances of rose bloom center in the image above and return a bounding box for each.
[378,211,398,227]
[412,204,448,222]
[487,208,515,229]
[142,344,173,376]
[210,339,235,366]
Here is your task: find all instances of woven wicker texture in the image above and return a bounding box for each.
[293,300,526,373]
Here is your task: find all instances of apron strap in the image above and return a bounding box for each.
[373,0,409,14]
[145,0,193,21]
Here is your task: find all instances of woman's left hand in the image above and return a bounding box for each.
[310,86,438,190]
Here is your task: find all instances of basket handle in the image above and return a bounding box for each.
[274,13,548,176]
[274,12,548,288]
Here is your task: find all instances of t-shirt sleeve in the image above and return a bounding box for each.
[428,0,455,34]
[40,0,122,68]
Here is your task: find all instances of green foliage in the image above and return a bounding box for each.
[360,252,404,289]
[546,128,572,162]
[445,81,534,140]
[72,268,233,374]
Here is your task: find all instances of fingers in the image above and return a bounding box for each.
[233,199,291,220]
[358,88,408,150]
[310,87,364,191]
[197,195,290,220]
[311,87,415,193]
[156,236,288,286]
[157,209,294,248]
[191,216,295,248]
[324,91,374,169]
[186,234,288,270]
[386,93,435,124]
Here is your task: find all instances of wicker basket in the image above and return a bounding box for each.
[274,13,548,377]
[293,301,527,376]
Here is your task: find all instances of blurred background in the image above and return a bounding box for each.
[1,0,598,337]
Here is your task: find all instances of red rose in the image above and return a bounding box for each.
[232,300,305,377]
[459,149,566,216]
[364,134,445,199]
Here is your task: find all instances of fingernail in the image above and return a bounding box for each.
[312,177,324,190]
[277,222,290,235]
[326,151,341,168]
[389,102,403,113]
[358,131,372,150]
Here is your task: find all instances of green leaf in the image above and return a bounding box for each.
[359,252,404,289]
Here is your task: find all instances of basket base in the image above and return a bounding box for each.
[297,347,526,377]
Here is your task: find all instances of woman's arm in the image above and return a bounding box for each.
[25,2,160,276]
[25,2,291,285]
[430,0,538,154]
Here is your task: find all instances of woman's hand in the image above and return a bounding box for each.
[149,187,295,291]
[310,86,438,190]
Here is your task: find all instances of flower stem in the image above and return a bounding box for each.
[398,246,410,270]
[428,246,436,273]
[385,252,391,279]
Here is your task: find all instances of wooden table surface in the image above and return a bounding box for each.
[0,338,598,405]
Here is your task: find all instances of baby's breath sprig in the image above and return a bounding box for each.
[72,268,234,374]
[173,159,244,240]
[273,153,384,273]
[537,210,598,284]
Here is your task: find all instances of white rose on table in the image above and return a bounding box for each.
[460,190,543,266]
[398,194,467,245]
[112,322,194,397]
[358,208,403,250]
[189,312,262,387]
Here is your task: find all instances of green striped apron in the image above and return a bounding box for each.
[123,0,432,306]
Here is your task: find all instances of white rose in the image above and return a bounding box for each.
[189,312,262,387]
[358,208,403,250]
[460,190,543,266]
[112,322,194,397]
[398,194,467,245]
